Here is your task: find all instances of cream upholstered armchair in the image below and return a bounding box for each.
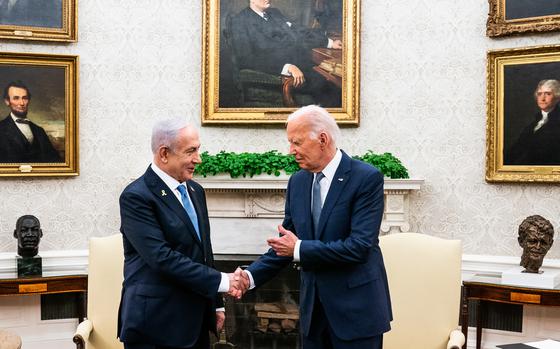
[380,233,465,349]
[73,234,124,349]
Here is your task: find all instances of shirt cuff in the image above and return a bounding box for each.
[218,272,230,293]
[281,63,292,76]
[327,38,333,48]
[216,307,225,312]
[244,270,256,290]
[293,239,302,262]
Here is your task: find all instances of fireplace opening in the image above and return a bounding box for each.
[213,256,301,349]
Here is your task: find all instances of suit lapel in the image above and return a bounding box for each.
[144,167,203,248]
[186,182,209,260]
[5,116,31,148]
[316,152,352,240]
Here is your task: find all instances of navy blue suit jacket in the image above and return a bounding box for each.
[117,166,223,347]
[247,151,392,341]
[0,115,61,163]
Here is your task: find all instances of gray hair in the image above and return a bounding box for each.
[151,118,190,154]
[534,79,560,100]
[287,105,341,147]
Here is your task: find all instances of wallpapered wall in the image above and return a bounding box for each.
[0,0,559,258]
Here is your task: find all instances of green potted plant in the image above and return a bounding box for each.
[195,150,409,179]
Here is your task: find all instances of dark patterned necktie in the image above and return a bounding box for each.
[312,172,324,237]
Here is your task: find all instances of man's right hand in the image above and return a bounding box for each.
[227,267,249,299]
[288,65,305,88]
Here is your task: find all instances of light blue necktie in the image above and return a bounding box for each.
[177,185,201,241]
[312,172,324,237]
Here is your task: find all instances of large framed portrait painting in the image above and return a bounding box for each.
[486,45,560,182]
[0,0,77,42]
[202,0,360,124]
[487,0,560,37]
[0,52,78,177]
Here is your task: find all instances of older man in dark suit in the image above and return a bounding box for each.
[230,0,342,107]
[237,105,392,349]
[117,119,245,349]
[0,81,61,163]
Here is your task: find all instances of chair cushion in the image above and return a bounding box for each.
[0,330,22,349]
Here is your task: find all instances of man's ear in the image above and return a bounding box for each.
[4,99,10,107]
[39,229,43,238]
[13,229,17,238]
[157,146,170,163]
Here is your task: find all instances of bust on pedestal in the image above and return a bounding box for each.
[13,215,43,278]
[502,215,559,289]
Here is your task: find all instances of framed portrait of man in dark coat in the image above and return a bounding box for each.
[486,45,560,183]
[202,0,360,125]
[0,0,77,42]
[0,52,78,177]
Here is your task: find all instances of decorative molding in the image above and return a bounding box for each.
[196,176,424,234]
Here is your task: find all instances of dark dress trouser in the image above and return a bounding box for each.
[302,298,383,349]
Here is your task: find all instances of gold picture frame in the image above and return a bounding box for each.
[0,52,79,177]
[202,0,360,125]
[487,0,560,37]
[0,0,77,42]
[486,44,560,182]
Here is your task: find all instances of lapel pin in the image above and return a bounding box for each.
[161,190,167,196]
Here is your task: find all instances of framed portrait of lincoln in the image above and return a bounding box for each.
[202,0,360,125]
[0,52,78,177]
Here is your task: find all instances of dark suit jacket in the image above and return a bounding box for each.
[117,166,223,347]
[0,115,61,163]
[230,7,328,75]
[505,105,560,165]
[247,151,392,341]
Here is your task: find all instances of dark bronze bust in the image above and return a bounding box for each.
[517,215,554,273]
[13,215,43,258]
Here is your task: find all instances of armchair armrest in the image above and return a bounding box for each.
[447,329,465,349]
[73,319,93,349]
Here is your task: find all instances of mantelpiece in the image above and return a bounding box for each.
[196,175,424,254]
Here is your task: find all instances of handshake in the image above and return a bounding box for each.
[226,267,250,299]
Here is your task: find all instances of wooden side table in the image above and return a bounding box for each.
[0,275,87,322]
[461,275,560,349]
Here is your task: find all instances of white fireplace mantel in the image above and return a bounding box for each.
[196,175,424,235]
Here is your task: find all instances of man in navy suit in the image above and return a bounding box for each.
[0,81,61,163]
[230,0,342,107]
[505,79,560,165]
[238,105,392,348]
[117,119,245,349]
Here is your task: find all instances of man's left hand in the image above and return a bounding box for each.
[267,225,297,257]
[332,39,343,49]
[216,310,225,332]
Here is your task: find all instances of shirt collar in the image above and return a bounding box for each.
[10,113,28,122]
[151,162,184,192]
[250,8,266,18]
[318,149,342,182]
